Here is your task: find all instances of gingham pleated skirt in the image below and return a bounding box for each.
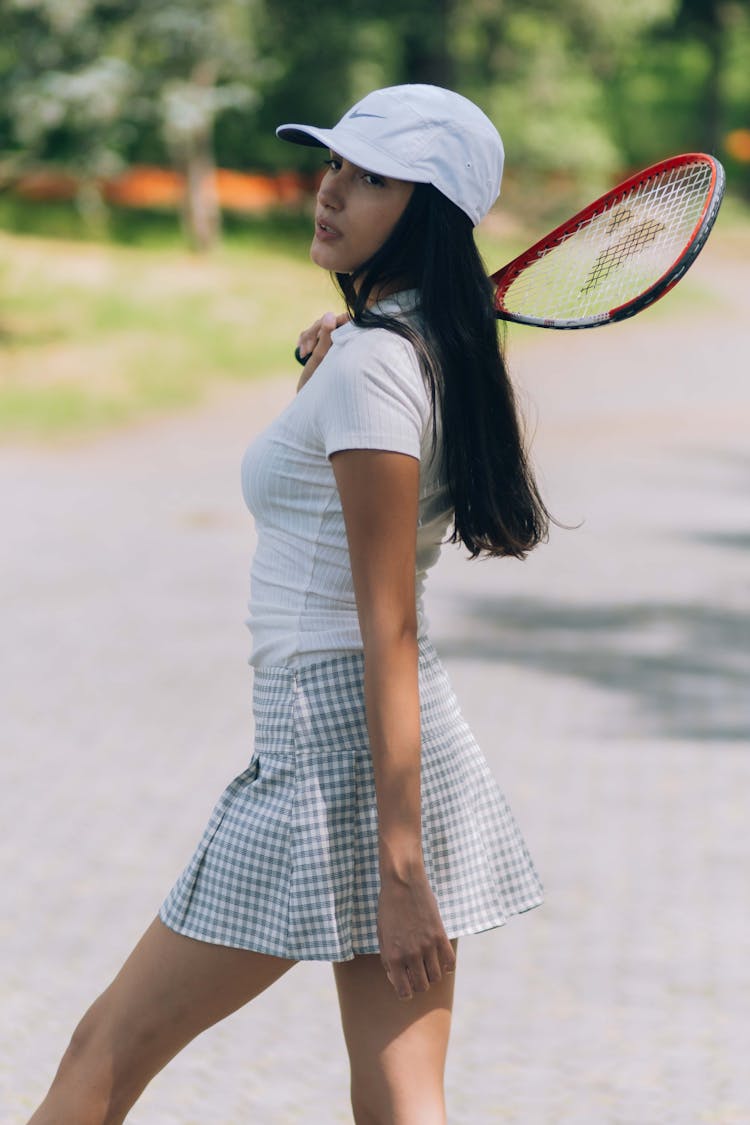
[159,638,543,961]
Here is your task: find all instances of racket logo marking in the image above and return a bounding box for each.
[580,214,666,294]
[606,207,633,233]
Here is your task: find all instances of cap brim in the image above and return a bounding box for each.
[276,122,430,185]
[276,124,333,149]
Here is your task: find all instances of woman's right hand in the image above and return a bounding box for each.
[377,867,457,1001]
[295,311,349,391]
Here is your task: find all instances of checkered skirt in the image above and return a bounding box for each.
[159,638,543,961]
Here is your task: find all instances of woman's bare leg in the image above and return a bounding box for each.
[333,940,457,1125]
[29,917,296,1125]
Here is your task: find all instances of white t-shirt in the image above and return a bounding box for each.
[241,291,453,668]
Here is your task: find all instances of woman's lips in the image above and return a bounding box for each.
[315,219,340,241]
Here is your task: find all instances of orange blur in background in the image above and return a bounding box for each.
[724,128,750,163]
[13,165,313,210]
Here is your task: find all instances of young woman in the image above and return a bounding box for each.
[29,84,548,1125]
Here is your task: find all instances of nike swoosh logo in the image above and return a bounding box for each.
[349,110,386,119]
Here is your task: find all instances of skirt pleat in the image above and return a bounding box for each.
[159,638,543,961]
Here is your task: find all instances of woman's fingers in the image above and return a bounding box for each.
[384,964,411,1001]
[407,956,431,994]
[438,934,457,975]
[387,962,416,1002]
[296,311,348,363]
[295,312,348,391]
[383,948,444,1001]
[387,939,456,998]
[423,945,444,985]
[295,317,323,363]
[309,311,338,360]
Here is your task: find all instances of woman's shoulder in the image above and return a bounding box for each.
[306,317,430,449]
[333,319,418,359]
[328,316,424,394]
[331,291,422,361]
[325,324,428,419]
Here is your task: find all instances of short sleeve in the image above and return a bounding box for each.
[319,330,429,460]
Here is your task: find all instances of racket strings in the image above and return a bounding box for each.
[500,161,714,323]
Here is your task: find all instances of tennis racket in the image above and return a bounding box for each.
[492,153,725,329]
[294,152,724,362]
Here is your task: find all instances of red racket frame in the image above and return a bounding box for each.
[490,153,725,329]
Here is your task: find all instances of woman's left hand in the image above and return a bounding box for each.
[377,867,457,1001]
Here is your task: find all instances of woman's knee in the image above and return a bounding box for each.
[32,997,125,1125]
[60,994,111,1071]
[54,987,162,1113]
[351,1087,380,1125]
[350,1071,446,1125]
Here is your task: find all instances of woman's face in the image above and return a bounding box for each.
[311,153,414,276]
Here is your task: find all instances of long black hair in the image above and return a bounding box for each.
[335,182,550,559]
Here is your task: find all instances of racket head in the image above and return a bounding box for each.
[491,154,725,329]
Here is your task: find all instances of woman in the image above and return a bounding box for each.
[29,84,548,1125]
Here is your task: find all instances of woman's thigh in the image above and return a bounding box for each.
[37,917,296,1121]
[98,916,296,1048]
[332,941,458,1125]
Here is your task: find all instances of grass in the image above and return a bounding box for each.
[0,193,316,255]
[0,197,746,441]
[0,215,334,439]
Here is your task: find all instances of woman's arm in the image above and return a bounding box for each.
[331,448,457,1001]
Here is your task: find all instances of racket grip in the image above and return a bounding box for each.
[294,345,313,366]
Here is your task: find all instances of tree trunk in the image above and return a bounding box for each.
[75,176,108,239]
[182,129,221,254]
[702,4,723,154]
[402,0,455,86]
[179,60,221,254]
[679,0,727,153]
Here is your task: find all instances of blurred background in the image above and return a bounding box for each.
[3,4,750,1121]
[1,0,749,438]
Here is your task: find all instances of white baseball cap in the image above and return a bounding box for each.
[276,84,504,227]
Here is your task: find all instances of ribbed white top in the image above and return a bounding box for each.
[241,293,453,668]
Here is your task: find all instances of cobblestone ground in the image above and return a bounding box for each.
[2,251,749,1124]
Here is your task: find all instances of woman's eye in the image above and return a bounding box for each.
[323,158,341,171]
[363,173,385,187]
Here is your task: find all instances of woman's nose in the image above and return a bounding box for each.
[317,175,342,211]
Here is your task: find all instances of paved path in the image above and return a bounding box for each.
[2,247,749,1123]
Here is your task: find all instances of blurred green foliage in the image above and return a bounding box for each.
[0,0,749,232]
